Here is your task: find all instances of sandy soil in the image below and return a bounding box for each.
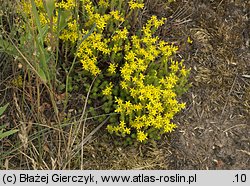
[161,0,250,169]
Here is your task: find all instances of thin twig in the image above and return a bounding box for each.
[236,149,250,156]
[70,76,97,150]
[223,124,248,133]
[63,116,110,169]
[74,116,110,151]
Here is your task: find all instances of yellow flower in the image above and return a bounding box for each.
[124,101,133,114]
[150,16,166,28]
[113,28,129,41]
[132,120,144,130]
[112,44,122,53]
[163,123,177,133]
[169,61,179,72]
[95,14,108,30]
[130,88,137,98]
[180,67,189,77]
[85,3,94,15]
[137,131,148,142]
[20,0,190,143]
[120,65,132,81]
[123,127,131,135]
[59,20,78,42]
[115,97,123,105]
[120,81,128,90]
[107,63,117,74]
[187,36,193,44]
[179,102,186,109]
[128,0,144,9]
[119,120,126,128]
[136,58,147,71]
[114,106,123,113]
[80,57,101,76]
[102,82,113,96]
[107,125,114,133]
[131,35,140,48]
[99,0,109,8]
[39,12,49,25]
[133,103,143,111]
[110,10,125,22]
[132,76,138,83]
[34,0,44,8]
[124,43,131,52]
[125,51,136,61]
[56,0,76,10]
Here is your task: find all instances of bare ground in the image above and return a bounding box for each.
[78,0,250,170]
[167,0,250,170]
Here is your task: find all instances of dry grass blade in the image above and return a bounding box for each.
[169,1,192,25]
[221,74,237,117]
[236,149,250,156]
[68,76,97,152]
[223,124,248,133]
[63,116,110,169]
[63,76,97,168]
[242,74,250,79]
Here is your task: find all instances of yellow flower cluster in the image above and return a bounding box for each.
[21,0,75,43]
[114,97,143,115]
[84,0,111,30]
[56,0,76,10]
[20,0,190,143]
[112,28,129,41]
[107,120,131,137]
[59,20,78,42]
[106,14,189,142]
[77,29,111,75]
[128,0,144,9]
[110,10,125,22]
[137,131,148,142]
[99,0,109,8]
[102,82,113,96]
[107,63,117,75]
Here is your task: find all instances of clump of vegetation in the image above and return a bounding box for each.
[18,0,190,143]
[0,0,188,147]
